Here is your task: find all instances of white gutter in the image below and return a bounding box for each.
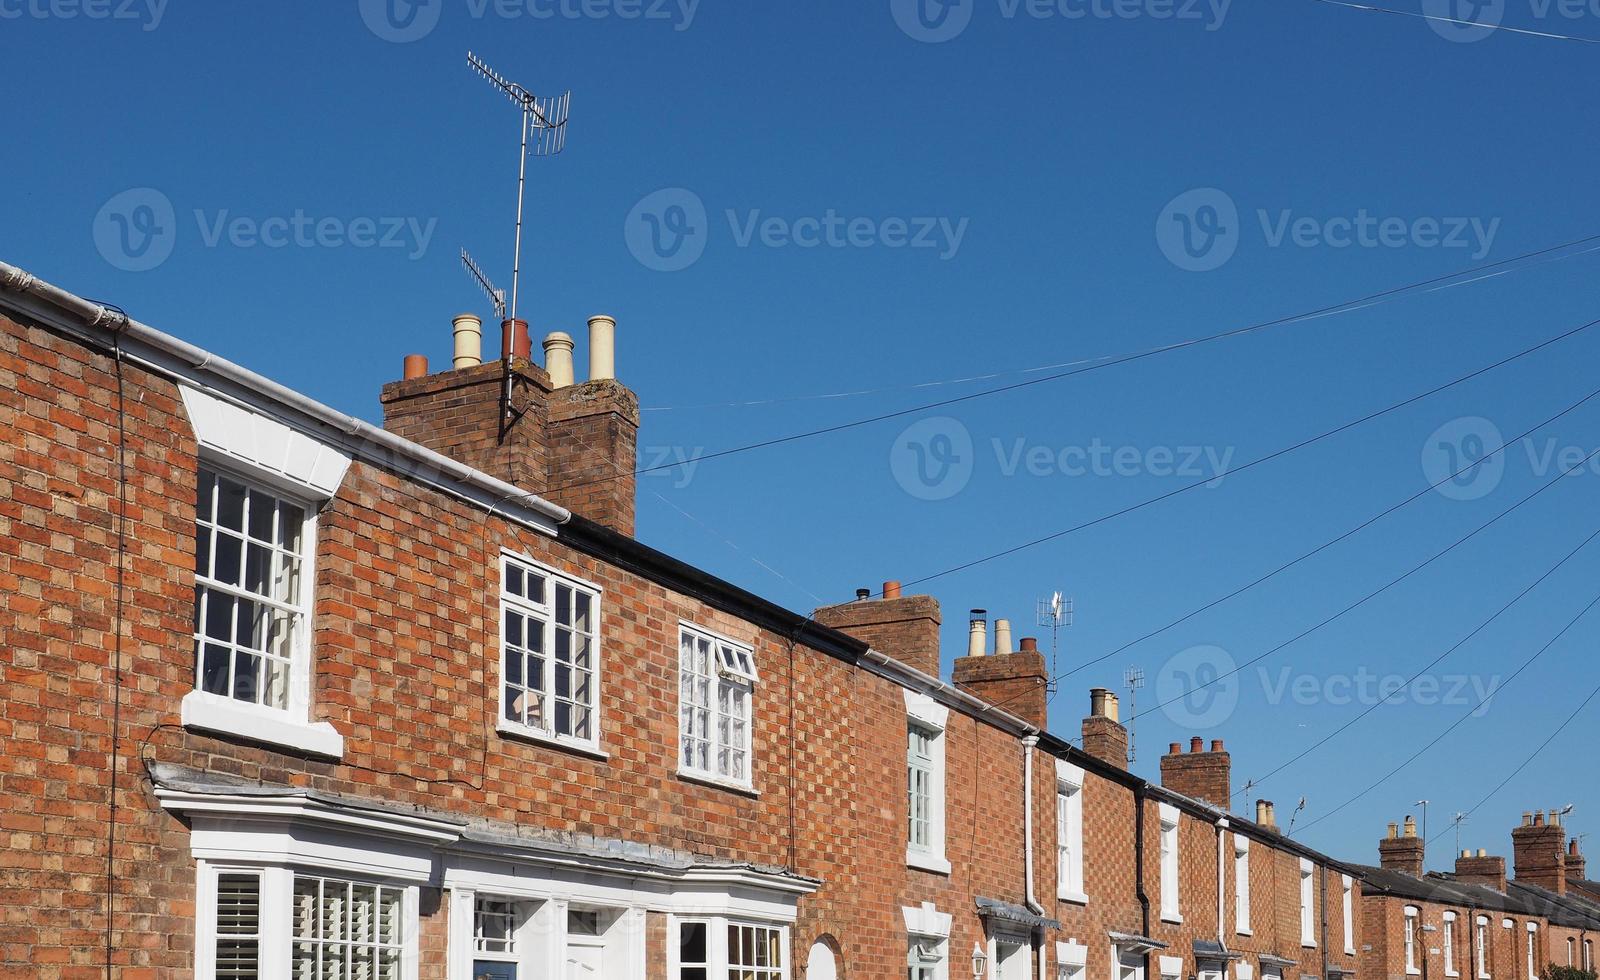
[1024,734,1045,916]
[0,261,570,532]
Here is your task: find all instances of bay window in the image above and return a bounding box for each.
[673,918,787,980]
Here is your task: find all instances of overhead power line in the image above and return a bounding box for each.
[549,232,1600,493]
[1293,580,1600,836]
[1311,0,1600,44]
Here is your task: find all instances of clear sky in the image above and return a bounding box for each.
[6,0,1600,868]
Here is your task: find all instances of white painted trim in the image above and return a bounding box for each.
[180,383,352,498]
[1055,758,1084,787]
[1160,955,1185,978]
[904,901,954,939]
[677,620,758,791]
[908,850,953,875]
[905,691,950,875]
[1235,832,1252,936]
[497,549,605,754]
[1158,803,1181,923]
[904,689,951,730]
[180,690,344,758]
[1058,941,1088,967]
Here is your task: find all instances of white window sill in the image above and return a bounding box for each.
[1406,969,1421,976]
[1058,889,1089,905]
[496,720,609,760]
[1304,941,1319,950]
[1237,927,1253,937]
[1161,913,1182,925]
[677,768,759,798]
[907,850,952,875]
[1445,970,1460,977]
[181,691,344,759]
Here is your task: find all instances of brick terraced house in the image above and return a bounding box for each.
[2,262,1358,980]
[1359,813,1600,980]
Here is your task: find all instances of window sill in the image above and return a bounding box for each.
[1160,913,1183,925]
[1058,890,1089,906]
[181,691,344,759]
[1237,927,1254,937]
[1445,970,1460,977]
[1304,941,1319,950]
[1406,969,1421,977]
[907,850,952,876]
[677,768,759,798]
[495,720,609,761]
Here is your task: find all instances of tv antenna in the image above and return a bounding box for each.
[1450,811,1469,854]
[1036,591,1073,693]
[460,249,506,321]
[1124,666,1145,763]
[466,51,571,422]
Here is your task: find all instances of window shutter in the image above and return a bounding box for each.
[214,873,261,979]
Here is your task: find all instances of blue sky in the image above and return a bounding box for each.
[6,0,1600,867]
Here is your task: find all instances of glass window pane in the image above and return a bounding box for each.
[216,476,246,530]
[213,533,243,586]
[247,490,274,542]
[680,922,707,963]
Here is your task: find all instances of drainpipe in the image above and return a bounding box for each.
[1023,735,1044,915]
[1320,864,1329,980]
[1136,783,1152,976]
[1217,818,1228,947]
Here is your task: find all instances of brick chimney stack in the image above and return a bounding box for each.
[814,581,942,678]
[951,616,1049,728]
[1160,737,1231,809]
[383,315,640,535]
[1568,838,1586,882]
[1455,848,1508,893]
[1512,809,1568,894]
[1080,688,1128,767]
[1379,816,1426,877]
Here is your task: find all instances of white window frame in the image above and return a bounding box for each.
[1525,922,1537,980]
[1234,834,1252,936]
[667,915,790,980]
[1300,859,1317,948]
[1159,803,1181,923]
[1056,760,1086,903]
[905,902,953,980]
[677,621,757,792]
[1342,874,1355,955]
[1406,906,1422,975]
[905,692,951,875]
[496,551,605,756]
[195,862,420,980]
[1444,912,1459,977]
[180,463,344,759]
[1566,937,1575,968]
[1058,941,1088,980]
[1477,916,1491,979]
[1583,939,1592,972]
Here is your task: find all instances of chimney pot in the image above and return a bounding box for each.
[402,354,429,380]
[587,314,616,381]
[452,313,483,369]
[1019,636,1039,653]
[855,588,871,601]
[1211,739,1224,752]
[1462,849,1472,859]
[967,612,988,658]
[542,331,575,388]
[994,619,1013,655]
[883,580,902,599]
[1479,849,1487,858]
[501,318,532,361]
[1170,742,1182,754]
[1524,812,1535,826]
[1404,815,1418,838]
[1190,736,1204,753]
[1534,811,1545,826]
[1388,822,1399,839]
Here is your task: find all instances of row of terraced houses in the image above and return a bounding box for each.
[3,261,1599,980]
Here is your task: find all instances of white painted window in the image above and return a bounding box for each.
[1056,761,1085,902]
[678,623,756,788]
[1057,942,1087,980]
[909,936,947,980]
[1300,859,1316,947]
[1583,939,1592,972]
[1342,874,1355,954]
[1159,804,1181,922]
[196,865,415,980]
[1525,922,1537,980]
[904,693,950,874]
[1567,938,1575,968]
[1477,916,1491,979]
[1405,906,1421,975]
[675,919,786,980]
[193,467,310,712]
[1446,909,1459,973]
[472,897,520,957]
[1234,834,1251,935]
[499,554,601,749]
[1120,950,1149,980]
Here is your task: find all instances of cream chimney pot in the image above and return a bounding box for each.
[588,315,616,381]
[967,615,987,658]
[994,619,1012,655]
[543,331,575,388]
[453,313,484,369]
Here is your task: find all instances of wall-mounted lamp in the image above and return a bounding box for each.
[972,943,988,979]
